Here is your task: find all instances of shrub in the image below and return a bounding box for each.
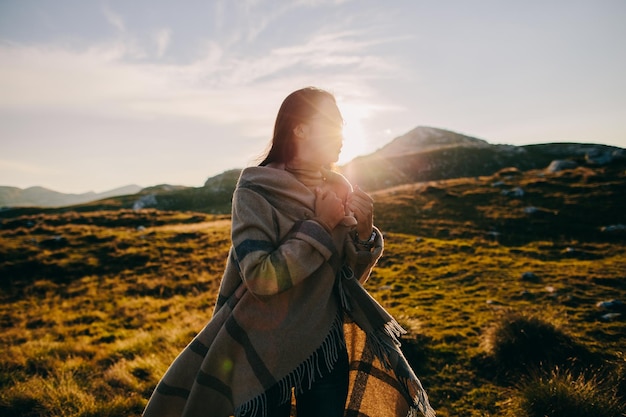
[482,312,588,377]
[502,368,626,417]
[0,396,45,417]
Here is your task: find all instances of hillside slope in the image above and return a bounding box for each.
[1,159,624,416]
[341,127,624,191]
[0,185,142,208]
[1,127,623,216]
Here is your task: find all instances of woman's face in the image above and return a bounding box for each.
[296,97,344,165]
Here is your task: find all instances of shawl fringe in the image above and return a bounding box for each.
[338,264,406,370]
[233,313,345,417]
[404,377,438,417]
[338,264,436,417]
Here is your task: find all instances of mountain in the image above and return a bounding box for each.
[374,126,489,158]
[1,126,623,217]
[340,126,625,190]
[203,169,242,190]
[0,185,142,208]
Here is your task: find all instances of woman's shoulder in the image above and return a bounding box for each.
[237,165,297,192]
[239,165,287,181]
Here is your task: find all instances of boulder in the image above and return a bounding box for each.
[501,187,524,197]
[547,160,577,172]
[521,271,540,282]
[585,151,613,165]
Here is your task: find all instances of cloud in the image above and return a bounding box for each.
[154,29,172,58]
[0,41,160,114]
[102,3,125,32]
[269,30,401,75]
[0,19,401,145]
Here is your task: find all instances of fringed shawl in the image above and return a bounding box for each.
[143,166,435,417]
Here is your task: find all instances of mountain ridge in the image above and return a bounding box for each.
[370,126,489,158]
[1,126,623,212]
[0,184,143,208]
[341,127,624,191]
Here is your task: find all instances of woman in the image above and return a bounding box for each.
[143,87,435,417]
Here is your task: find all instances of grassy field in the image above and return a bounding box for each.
[1,163,625,416]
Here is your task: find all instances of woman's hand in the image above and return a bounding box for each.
[347,185,374,238]
[314,187,345,232]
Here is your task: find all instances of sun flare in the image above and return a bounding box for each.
[337,102,369,165]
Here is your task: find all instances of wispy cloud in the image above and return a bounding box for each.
[0,1,405,158]
[154,29,172,58]
[0,22,398,115]
[101,3,125,32]
[270,30,397,73]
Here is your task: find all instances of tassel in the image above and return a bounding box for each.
[384,319,407,341]
[235,392,267,417]
[234,315,344,417]
[400,376,437,417]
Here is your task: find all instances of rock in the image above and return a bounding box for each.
[501,187,524,197]
[521,272,540,282]
[601,313,622,321]
[519,289,534,299]
[547,160,577,172]
[39,235,68,248]
[585,149,613,165]
[612,149,626,160]
[601,224,626,234]
[596,299,624,311]
[485,231,501,240]
[133,194,157,210]
[523,206,557,217]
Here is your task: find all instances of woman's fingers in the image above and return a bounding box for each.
[351,185,373,202]
[348,196,373,217]
[315,188,345,230]
[347,186,374,236]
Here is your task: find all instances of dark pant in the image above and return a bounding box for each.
[243,348,349,417]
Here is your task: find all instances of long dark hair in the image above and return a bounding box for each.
[259,87,336,166]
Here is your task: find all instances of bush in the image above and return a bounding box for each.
[502,368,626,417]
[0,396,45,417]
[482,312,589,377]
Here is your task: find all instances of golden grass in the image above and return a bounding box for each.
[1,164,625,416]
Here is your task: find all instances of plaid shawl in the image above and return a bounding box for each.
[143,167,435,417]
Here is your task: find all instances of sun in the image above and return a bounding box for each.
[337,102,369,165]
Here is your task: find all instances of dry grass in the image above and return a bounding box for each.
[1,211,229,416]
[500,368,626,417]
[1,164,625,416]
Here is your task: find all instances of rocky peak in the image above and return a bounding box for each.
[375,126,489,158]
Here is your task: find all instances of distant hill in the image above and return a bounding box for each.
[374,126,489,158]
[1,127,623,217]
[340,126,625,190]
[0,184,142,208]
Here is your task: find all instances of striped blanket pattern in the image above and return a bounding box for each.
[143,166,435,417]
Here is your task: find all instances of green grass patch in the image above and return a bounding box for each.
[1,165,625,415]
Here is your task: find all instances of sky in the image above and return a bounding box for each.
[1,0,625,194]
